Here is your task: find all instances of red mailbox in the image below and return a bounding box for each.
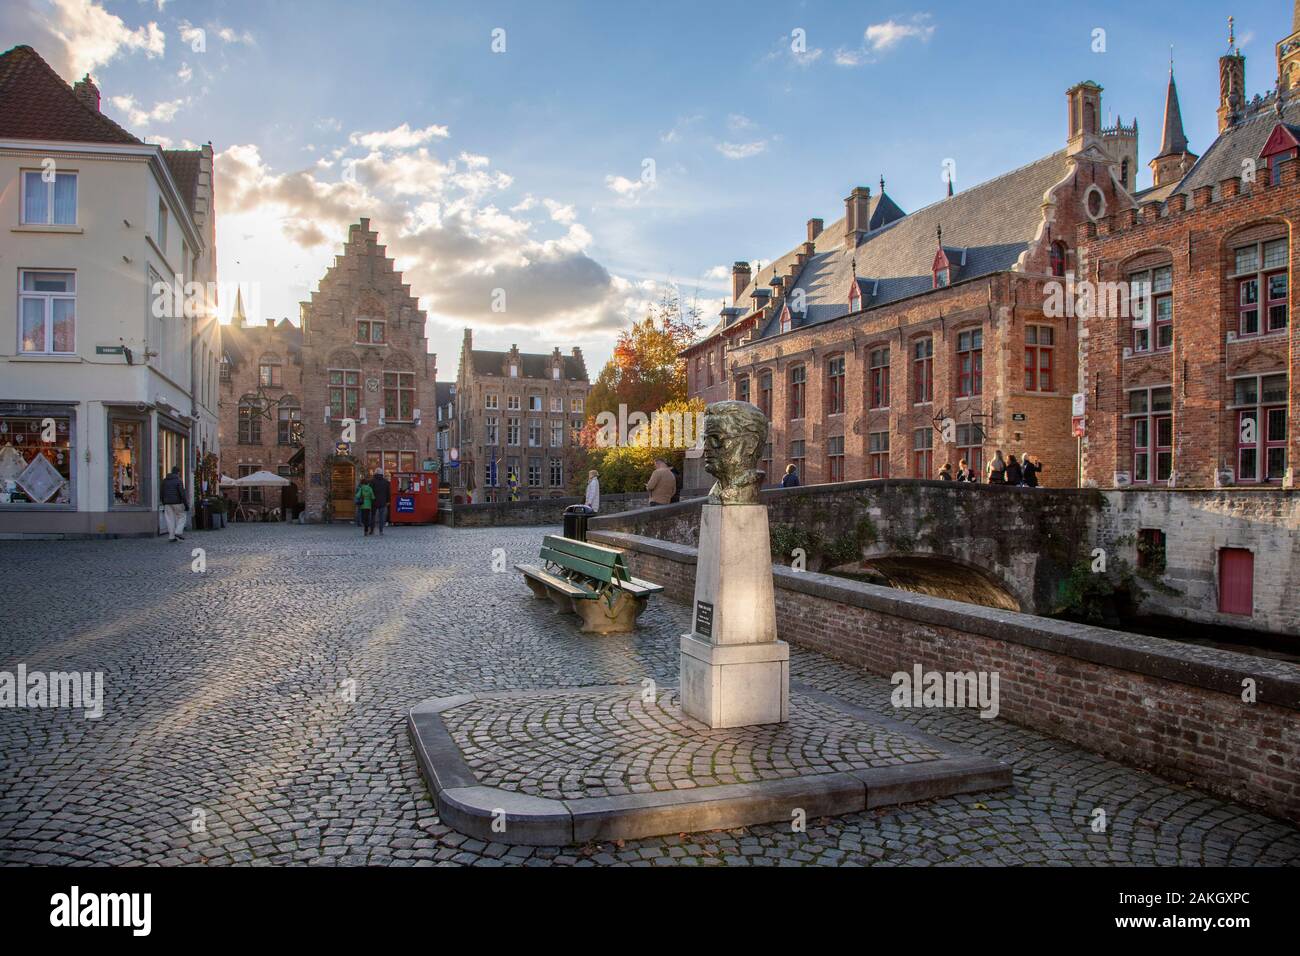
[389,471,439,524]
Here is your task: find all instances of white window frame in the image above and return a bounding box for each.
[18,269,77,355]
[485,393,499,410]
[21,170,78,226]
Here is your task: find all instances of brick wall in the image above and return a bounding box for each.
[1078,156,1299,490]
[593,530,1300,822]
[442,491,649,527]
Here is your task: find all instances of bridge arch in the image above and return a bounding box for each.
[827,552,1022,612]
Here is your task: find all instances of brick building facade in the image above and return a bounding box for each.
[684,82,1135,488]
[219,219,438,521]
[454,329,590,502]
[1078,11,1300,493]
[217,301,305,513]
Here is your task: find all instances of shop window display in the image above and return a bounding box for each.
[111,419,143,505]
[0,415,72,504]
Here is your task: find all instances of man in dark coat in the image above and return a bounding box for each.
[370,469,392,534]
[160,466,188,541]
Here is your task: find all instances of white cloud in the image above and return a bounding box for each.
[544,199,577,224]
[349,123,450,150]
[177,61,192,83]
[216,135,631,337]
[865,14,935,52]
[109,94,185,127]
[0,0,165,79]
[834,48,866,67]
[704,265,729,280]
[716,140,767,160]
[605,174,648,199]
[215,25,255,45]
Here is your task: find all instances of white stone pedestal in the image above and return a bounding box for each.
[680,503,789,728]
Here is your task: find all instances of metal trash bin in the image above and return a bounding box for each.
[563,504,595,541]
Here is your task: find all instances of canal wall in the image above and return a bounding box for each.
[590,528,1300,823]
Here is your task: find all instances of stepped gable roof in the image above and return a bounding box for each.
[221,318,303,367]
[0,45,141,145]
[756,150,1069,338]
[1175,98,1300,199]
[469,350,587,381]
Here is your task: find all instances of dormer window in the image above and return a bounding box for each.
[552,366,561,380]
[779,304,793,334]
[509,363,519,377]
[1260,123,1300,187]
[932,242,954,289]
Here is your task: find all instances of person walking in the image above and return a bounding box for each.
[986,450,1007,485]
[780,464,800,487]
[370,469,391,535]
[1005,452,1024,487]
[938,462,953,481]
[160,465,188,542]
[646,458,676,505]
[956,458,977,483]
[584,469,601,512]
[1022,453,1043,488]
[357,478,375,535]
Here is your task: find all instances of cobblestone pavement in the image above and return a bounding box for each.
[1,523,1298,867]
[445,688,944,800]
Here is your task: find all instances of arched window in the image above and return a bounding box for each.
[1050,241,1068,277]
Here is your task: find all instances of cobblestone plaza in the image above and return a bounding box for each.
[2,524,1298,867]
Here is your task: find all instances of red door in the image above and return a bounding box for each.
[1218,548,1254,616]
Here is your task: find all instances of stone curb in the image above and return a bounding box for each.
[407,685,1012,847]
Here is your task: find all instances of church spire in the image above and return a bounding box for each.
[1156,62,1190,158]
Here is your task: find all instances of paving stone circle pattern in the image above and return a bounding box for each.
[445,688,944,800]
[1,523,1299,866]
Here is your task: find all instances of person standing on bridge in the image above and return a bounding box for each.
[781,463,800,487]
[1005,452,1023,487]
[1022,453,1043,488]
[987,450,1007,484]
[938,462,953,481]
[957,458,977,483]
[585,469,601,512]
[646,458,676,505]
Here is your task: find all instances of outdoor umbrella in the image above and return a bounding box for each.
[218,474,240,488]
[233,470,290,487]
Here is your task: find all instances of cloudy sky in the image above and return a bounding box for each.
[1,0,1293,374]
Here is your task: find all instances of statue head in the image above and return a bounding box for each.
[702,400,768,505]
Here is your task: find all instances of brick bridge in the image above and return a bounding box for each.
[590,479,1103,615]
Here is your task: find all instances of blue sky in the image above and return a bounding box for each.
[3,0,1296,375]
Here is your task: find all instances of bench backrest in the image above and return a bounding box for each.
[541,535,632,584]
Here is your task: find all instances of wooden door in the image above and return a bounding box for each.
[330,463,356,521]
[1218,548,1254,616]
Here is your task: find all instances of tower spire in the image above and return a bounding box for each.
[1156,64,1190,158]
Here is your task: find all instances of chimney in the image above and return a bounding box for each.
[843,186,871,249]
[807,218,823,242]
[731,261,752,306]
[72,75,100,112]
[1065,81,1103,155]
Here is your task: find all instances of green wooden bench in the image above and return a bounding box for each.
[516,535,664,633]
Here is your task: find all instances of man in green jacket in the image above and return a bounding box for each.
[357,478,375,535]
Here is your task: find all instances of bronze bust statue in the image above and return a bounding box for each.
[702,400,768,505]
